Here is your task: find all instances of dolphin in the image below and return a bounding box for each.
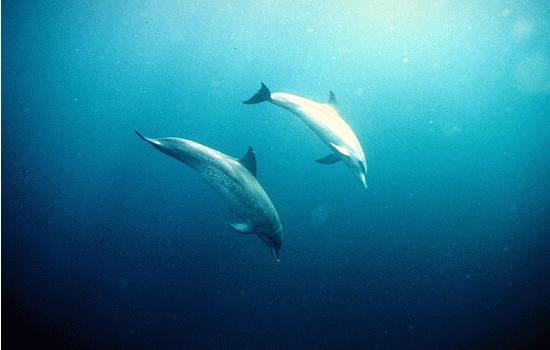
[243,83,368,189]
[135,131,283,261]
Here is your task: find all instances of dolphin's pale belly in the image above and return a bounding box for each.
[272,93,363,157]
[200,162,279,230]
[301,104,360,151]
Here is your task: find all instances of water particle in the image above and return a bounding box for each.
[512,18,534,40]
[118,279,128,289]
[310,205,330,226]
[338,47,353,55]
[515,54,550,94]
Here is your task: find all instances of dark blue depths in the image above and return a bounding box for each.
[2,1,550,349]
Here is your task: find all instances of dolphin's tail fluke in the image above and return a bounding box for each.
[135,130,148,142]
[243,82,272,104]
[135,130,160,146]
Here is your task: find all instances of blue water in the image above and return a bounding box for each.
[3,1,550,349]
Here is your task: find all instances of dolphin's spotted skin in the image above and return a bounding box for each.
[244,83,368,189]
[135,131,283,261]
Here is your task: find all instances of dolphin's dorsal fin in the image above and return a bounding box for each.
[316,153,342,164]
[330,142,352,156]
[239,146,257,176]
[328,91,338,109]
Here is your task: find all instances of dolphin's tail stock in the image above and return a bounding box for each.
[243,82,272,104]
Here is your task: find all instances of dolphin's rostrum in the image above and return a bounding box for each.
[244,83,368,189]
[135,131,283,261]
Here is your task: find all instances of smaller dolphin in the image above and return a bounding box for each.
[243,83,368,189]
[135,131,283,261]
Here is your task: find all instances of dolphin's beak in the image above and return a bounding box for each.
[360,172,368,190]
[271,247,280,262]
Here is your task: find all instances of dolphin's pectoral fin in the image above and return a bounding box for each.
[239,146,257,176]
[330,142,352,157]
[243,82,272,104]
[316,153,342,164]
[328,91,338,110]
[229,221,253,234]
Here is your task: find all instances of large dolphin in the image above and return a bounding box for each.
[243,83,368,189]
[135,131,283,261]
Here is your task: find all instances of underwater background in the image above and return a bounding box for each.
[3,1,550,349]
